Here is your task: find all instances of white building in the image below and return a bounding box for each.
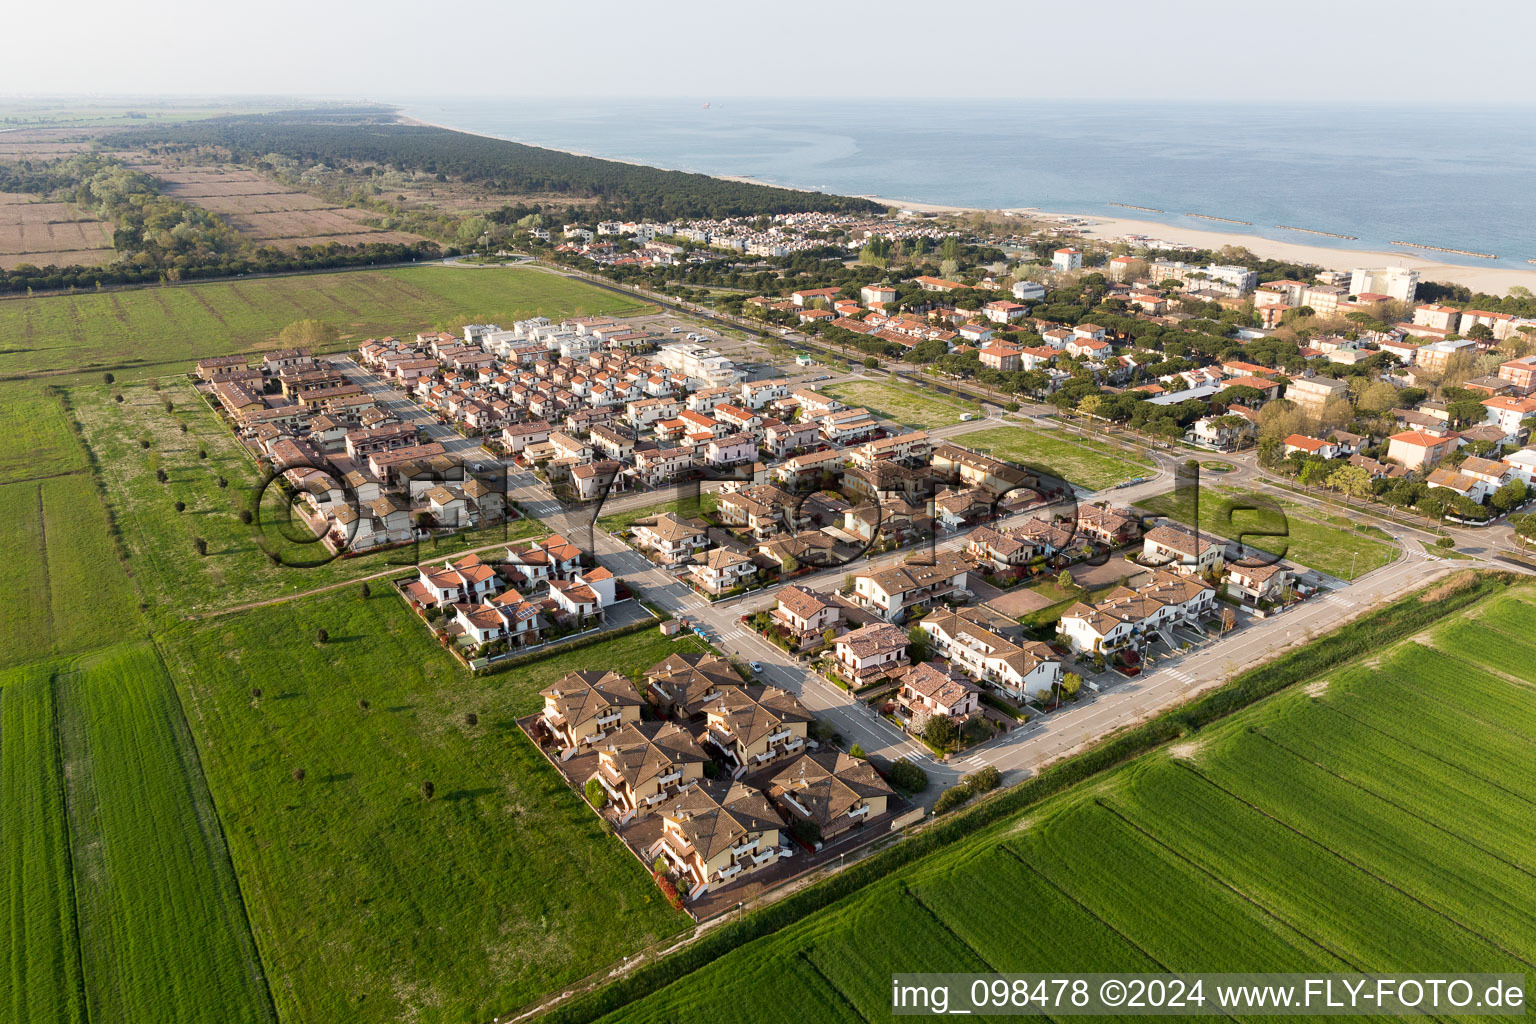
[1052,248,1083,273]
[1349,267,1419,303]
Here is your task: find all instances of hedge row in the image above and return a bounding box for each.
[538,569,1508,1024]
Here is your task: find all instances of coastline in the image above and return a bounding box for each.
[402,113,1536,295]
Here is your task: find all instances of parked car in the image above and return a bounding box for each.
[749,661,763,673]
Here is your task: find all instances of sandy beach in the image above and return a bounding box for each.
[720,173,1536,294]
[860,192,1536,295]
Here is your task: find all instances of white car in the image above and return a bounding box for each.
[749,661,763,673]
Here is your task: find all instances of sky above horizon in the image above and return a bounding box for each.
[6,0,1536,105]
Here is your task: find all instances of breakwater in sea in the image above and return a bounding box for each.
[1277,225,1358,240]
[1390,240,1498,259]
[1185,213,1252,225]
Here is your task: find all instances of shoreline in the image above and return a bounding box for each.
[400,111,1536,295]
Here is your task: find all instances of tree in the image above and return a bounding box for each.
[1056,569,1075,591]
[103,372,114,384]
[924,714,957,750]
[584,778,607,809]
[907,625,930,662]
[421,780,435,800]
[192,536,207,556]
[1416,490,1449,525]
[1298,458,1330,490]
[1356,380,1400,414]
[1466,322,1495,342]
[849,743,866,759]
[360,581,371,599]
[238,508,252,525]
[1491,478,1527,514]
[292,768,305,782]
[464,712,478,726]
[276,318,340,349]
[174,500,186,512]
[316,628,329,644]
[1060,671,1083,698]
[887,759,929,792]
[1327,464,1374,507]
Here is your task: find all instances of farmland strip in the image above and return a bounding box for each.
[995,845,1175,975]
[795,951,873,1024]
[1171,762,1535,970]
[1317,698,1536,807]
[1091,797,1360,971]
[1251,728,1536,883]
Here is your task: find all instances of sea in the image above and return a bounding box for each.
[397,97,1536,269]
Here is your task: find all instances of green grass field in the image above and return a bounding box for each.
[68,378,543,618]
[955,425,1152,491]
[0,471,146,670]
[1,644,275,1024]
[0,265,649,381]
[575,583,1536,1022]
[1135,485,1395,580]
[157,592,698,1024]
[823,379,982,429]
[0,382,86,484]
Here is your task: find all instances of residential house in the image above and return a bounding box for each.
[895,662,982,723]
[632,513,709,564]
[852,552,971,621]
[406,554,502,608]
[1057,570,1215,655]
[1282,434,1341,459]
[689,547,758,595]
[1142,524,1225,573]
[647,653,742,718]
[699,685,813,775]
[833,622,912,686]
[770,585,842,647]
[769,751,893,841]
[1482,395,1536,436]
[1386,430,1459,472]
[919,607,1062,700]
[1225,561,1292,605]
[539,670,645,756]
[591,721,709,821]
[1076,505,1139,546]
[652,780,785,898]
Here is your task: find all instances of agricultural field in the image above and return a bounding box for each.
[0,263,650,380]
[572,582,1536,1023]
[0,381,86,484]
[955,424,1152,491]
[823,379,982,430]
[138,164,425,250]
[0,470,145,670]
[157,592,694,1024]
[1135,485,1395,580]
[0,192,116,269]
[1,643,275,1024]
[68,378,544,618]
